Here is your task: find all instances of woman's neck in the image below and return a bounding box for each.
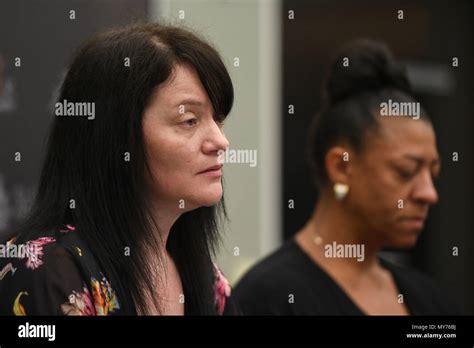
[147,198,183,251]
[296,190,382,275]
[138,199,185,315]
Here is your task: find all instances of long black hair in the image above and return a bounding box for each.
[309,39,431,188]
[9,23,234,315]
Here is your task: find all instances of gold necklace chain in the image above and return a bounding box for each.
[313,232,323,246]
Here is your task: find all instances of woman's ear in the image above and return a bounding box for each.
[324,146,352,185]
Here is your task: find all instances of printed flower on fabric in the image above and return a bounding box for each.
[24,237,56,270]
[59,224,76,234]
[213,263,231,315]
[61,275,119,316]
[61,286,96,315]
[13,291,28,316]
[90,275,120,315]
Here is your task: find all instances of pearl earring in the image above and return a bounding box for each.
[333,183,349,201]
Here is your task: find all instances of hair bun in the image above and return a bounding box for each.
[325,39,411,106]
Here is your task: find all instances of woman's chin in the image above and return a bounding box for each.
[193,187,223,207]
[390,235,419,250]
[201,195,223,207]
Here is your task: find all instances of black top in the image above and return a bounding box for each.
[0,225,235,315]
[233,239,462,315]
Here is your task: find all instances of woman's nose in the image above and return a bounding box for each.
[412,170,439,205]
[202,120,229,154]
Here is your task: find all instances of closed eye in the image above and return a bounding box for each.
[398,169,416,180]
[182,118,197,127]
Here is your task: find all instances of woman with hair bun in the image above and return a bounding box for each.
[234,39,461,315]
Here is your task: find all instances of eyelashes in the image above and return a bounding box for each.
[398,169,416,181]
[397,168,440,182]
[179,114,225,128]
[181,118,198,127]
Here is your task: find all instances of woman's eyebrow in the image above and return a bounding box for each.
[173,98,205,108]
[402,154,440,165]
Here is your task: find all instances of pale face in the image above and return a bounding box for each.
[142,63,229,213]
[347,116,440,248]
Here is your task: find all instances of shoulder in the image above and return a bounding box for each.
[0,225,121,315]
[232,240,307,314]
[235,240,303,291]
[381,256,464,315]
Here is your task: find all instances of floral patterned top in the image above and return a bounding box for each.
[0,225,234,315]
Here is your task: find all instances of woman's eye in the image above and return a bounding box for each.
[182,118,197,127]
[398,169,416,180]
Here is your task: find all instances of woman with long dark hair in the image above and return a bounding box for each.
[234,39,462,315]
[0,23,234,315]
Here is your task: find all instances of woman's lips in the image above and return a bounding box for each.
[197,165,223,177]
[400,216,425,230]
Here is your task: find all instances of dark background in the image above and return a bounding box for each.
[0,0,147,230]
[282,0,474,312]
